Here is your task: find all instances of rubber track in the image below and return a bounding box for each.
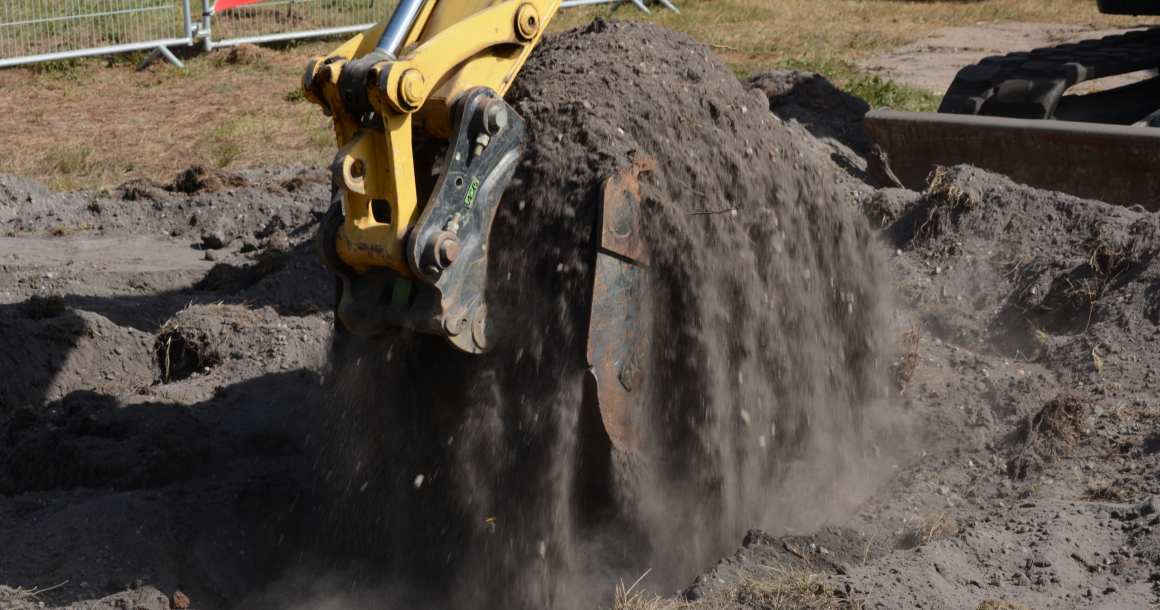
[938,26,1160,120]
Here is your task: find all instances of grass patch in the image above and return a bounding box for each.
[45,222,93,237]
[779,57,940,112]
[156,316,220,383]
[31,57,85,75]
[844,75,940,113]
[1085,224,1136,277]
[206,116,266,168]
[1024,393,1086,450]
[553,0,1135,80]
[42,142,94,175]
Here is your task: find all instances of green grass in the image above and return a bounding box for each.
[845,75,940,113]
[778,56,940,112]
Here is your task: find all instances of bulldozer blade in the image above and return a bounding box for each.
[863,109,1160,210]
[585,158,656,452]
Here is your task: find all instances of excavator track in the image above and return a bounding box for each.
[940,25,1160,123]
[865,23,1160,208]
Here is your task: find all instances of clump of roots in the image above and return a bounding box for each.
[1083,479,1131,502]
[1009,392,1086,479]
[1085,224,1136,277]
[911,167,976,242]
[152,304,251,382]
[906,512,960,548]
[893,323,922,394]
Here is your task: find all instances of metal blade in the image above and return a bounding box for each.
[585,158,655,452]
[863,109,1160,210]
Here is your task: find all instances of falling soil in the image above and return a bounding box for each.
[309,17,892,609]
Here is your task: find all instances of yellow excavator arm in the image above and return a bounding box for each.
[303,0,561,353]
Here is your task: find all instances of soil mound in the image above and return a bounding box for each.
[870,164,1160,382]
[314,17,891,609]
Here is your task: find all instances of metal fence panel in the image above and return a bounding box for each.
[208,0,390,48]
[0,0,192,67]
[0,0,674,69]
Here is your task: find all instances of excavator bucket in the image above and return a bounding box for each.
[584,158,656,451]
[864,109,1160,210]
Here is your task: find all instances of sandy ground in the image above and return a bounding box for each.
[863,22,1160,96]
[4,18,1160,610]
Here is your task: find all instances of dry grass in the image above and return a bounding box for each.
[976,598,1035,610]
[1062,277,1112,332]
[1,0,1137,191]
[608,565,863,610]
[1025,393,1086,449]
[1085,224,1135,277]
[1009,392,1087,479]
[1031,328,1051,358]
[912,166,977,242]
[726,569,862,610]
[894,323,922,394]
[1082,479,1131,502]
[907,512,959,547]
[0,44,337,191]
[554,0,1135,80]
[1059,224,1136,330]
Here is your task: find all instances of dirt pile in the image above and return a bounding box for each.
[310,17,892,610]
[868,164,1160,385]
[810,165,1160,609]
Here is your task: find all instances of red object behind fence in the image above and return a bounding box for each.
[213,0,267,11]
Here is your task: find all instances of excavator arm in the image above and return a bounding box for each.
[305,0,654,455]
[303,0,562,353]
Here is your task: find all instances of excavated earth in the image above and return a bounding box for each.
[3,17,1160,610]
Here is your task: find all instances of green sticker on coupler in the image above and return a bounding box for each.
[464,177,480,208]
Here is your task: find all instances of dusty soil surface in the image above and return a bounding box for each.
[4,17,1160,610]
[0,164,334,609]
[864,22,1159,96]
